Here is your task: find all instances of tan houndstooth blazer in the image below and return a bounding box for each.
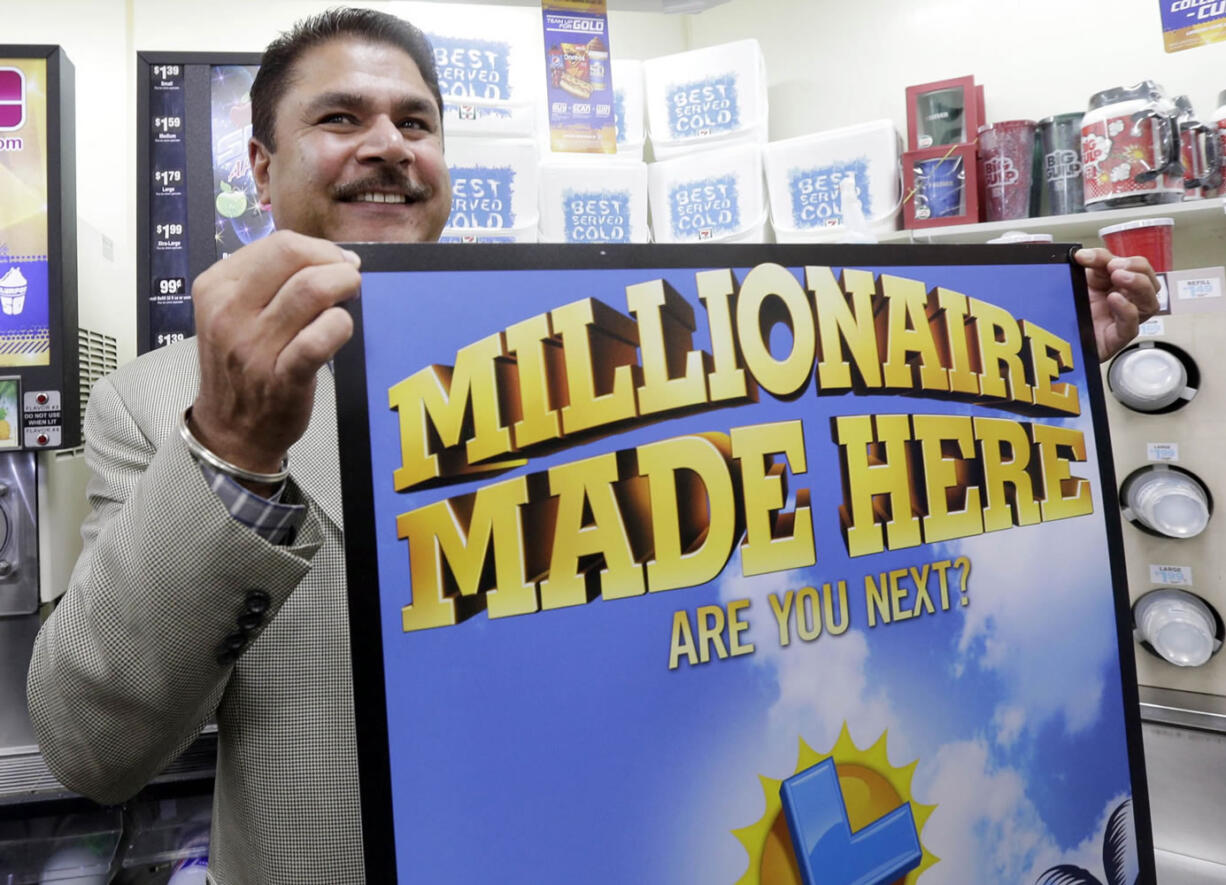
[26,338,364,884]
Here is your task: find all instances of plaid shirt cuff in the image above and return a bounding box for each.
[198,462,306,546]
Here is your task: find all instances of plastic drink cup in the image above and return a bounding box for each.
[1098,217,1174,272]
[978,120,1036,221]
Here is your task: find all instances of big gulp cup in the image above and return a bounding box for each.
[1211,89,1226,196]
[1099,217,1174,273]
[1175,95,1221,199]
[1081,82,1183,209]
[978,120,1035,221]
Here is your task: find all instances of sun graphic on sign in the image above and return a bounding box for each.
[732,724,938,885]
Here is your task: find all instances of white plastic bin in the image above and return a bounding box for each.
[445,136,540,232]
[540,160,649,243]
[765,119,902,241]
[394,1,543,138]
[614,59,645,158]
[643,39,768,159]
[648,142,765,243]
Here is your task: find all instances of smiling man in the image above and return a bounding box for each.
[27,10,449,885]
[26,8,1158,885]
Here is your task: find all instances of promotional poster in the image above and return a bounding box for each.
[1160,0,1226,52]
[210,64,273,260]
[542,0,617,153]
[337,244,1152,885]
[0,58,51,368]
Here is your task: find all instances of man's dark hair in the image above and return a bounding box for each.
[251,7,443,151]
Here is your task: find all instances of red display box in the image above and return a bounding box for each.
[906,76,985,151]
[902,143,981,229]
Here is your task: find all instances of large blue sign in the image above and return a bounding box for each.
[336,244,1154,885]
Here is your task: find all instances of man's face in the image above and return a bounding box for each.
[250,38,451,243]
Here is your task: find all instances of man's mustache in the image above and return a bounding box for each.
[332,168,435,203]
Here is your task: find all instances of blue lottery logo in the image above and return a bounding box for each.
[563,189,633,243]
[429,36,512,101]
[447,166,517,229]
[669,174,740,240]
[667,73,740,140]
[732,727,937,885]
[788,159,871,229]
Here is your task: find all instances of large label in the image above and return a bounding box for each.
[338,245,1153,885]
[787,160,870,229]
[1044,146,1083,184]
[430,36,513,101]
[1081,114,1182,205]
[667,73,740,140]
[0,58,51,367]
[669,174,741,240]
[446,166,517,229]
[562,188,633,242]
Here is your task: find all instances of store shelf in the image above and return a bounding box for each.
[881,197,1226,261]
[0,728,217,806]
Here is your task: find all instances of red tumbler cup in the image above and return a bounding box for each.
[1098,217,1174,273]
[978,120,1036,221]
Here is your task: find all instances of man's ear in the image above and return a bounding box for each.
[249,138,273,205]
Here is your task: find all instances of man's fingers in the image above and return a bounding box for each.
[197,230,359,315]
[259,261,362,352]
[274,305,355,384]
[1107,290,1140,343]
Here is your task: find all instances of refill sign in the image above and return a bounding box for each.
[0,59,51,367]
[1160,0,1226,51]
[338,244,1154,884]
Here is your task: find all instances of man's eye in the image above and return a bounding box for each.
[399,118,431,132]
[320,113,356,125]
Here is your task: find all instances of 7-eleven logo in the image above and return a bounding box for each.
[0,68,26,131]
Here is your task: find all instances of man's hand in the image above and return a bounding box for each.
[1075,247,1160,363]
[188,231,361,486]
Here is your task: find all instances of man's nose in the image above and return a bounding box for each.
[357,115,412,163]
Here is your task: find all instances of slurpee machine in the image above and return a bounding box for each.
[0,43,79,752]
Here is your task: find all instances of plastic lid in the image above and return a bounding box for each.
[1038,112,1084,126]
[1089,80,1165,111]
[977,119,1036,134]
[1135,589,1220,667]
[1097,216,1175,237]
[987,231,1054,244]
[1108,345,1188,411]
[1127,469,1210,538]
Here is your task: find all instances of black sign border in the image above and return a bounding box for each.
[335,242,1153,884]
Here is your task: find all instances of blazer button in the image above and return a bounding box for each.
[216,648,237,666]
[244,590,271,614]
[237,611,263,631]
[223,631,247,651]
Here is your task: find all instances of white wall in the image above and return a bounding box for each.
[687,0,1226,142]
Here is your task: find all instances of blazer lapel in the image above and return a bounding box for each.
[290,366,343,530]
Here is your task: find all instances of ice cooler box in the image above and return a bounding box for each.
[540,160,650,243]
[643,39,768,161]
[764,119,902,242]
[442,136,540,243]
[401,1,543,139]
[648,142,768,243]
